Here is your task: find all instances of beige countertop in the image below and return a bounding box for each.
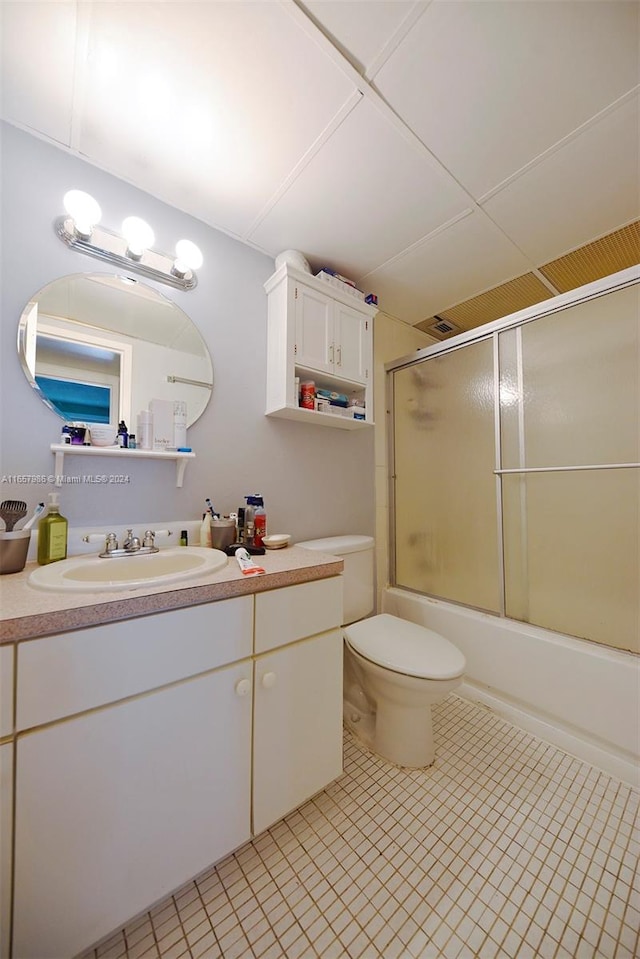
[0,546,343,644]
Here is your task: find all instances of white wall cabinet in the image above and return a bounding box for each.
[294,283,371,384]
[13,663,253,959]
[265,264,376,429]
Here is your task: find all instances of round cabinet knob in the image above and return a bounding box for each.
[235,678,251,697]
[261,671,277,689]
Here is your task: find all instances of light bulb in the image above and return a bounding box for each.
[173,239,203,276]
[122,216,154,259]
[63,190,101,238]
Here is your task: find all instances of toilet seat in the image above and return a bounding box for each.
[344,614,466,680]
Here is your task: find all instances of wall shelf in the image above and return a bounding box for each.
[266,406,372,429]
[50,444,195,488]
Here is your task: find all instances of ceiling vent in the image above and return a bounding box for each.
[428,317,460,338]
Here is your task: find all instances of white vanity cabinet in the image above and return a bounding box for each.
[0,743,12,959]
[6,573,345,959]
[13,664,252,959]
[253,578,344,834]
[12,599,254,959]
[265,264,376,428]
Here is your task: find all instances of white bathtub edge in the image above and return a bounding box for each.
[458,681,640,789]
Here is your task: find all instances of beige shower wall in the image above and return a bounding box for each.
[373,314,435,611]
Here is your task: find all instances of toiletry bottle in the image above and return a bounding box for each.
[128,433,137,450]
[254,496,267,547]
[173,401,187,449]
[244,496,256,547]
[137,410,153,450]
[200,513,212,548]
[236,507,245,544]
[180,530,188,546]
[117,420,128,448]
[37,492,68,565]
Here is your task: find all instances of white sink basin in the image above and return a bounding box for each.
[28,547,228,593]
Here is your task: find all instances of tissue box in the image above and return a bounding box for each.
[149,399,174,451]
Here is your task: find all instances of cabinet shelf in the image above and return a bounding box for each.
[266,405,372,429]
[50,444,195,488]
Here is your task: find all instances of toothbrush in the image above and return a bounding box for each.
[205,498,218,519]
[21,502,45,530]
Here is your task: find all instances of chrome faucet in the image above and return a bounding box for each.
[123,529,141,552]
[83,529,169,558]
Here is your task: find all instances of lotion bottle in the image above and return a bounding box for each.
[200,513,212,548]
[37,492,68,565]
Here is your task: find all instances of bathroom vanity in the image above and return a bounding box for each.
[0,547,343,959]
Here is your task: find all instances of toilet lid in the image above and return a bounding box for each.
[344,614,466,680]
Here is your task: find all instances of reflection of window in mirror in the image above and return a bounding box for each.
[35,376,112,423]
[35,322,132,425]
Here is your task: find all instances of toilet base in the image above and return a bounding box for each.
[343,694,436,768]
[375,699,436,768]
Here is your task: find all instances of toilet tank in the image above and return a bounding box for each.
[296,535,374,625]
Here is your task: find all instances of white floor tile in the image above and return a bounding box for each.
[77,696,639,959]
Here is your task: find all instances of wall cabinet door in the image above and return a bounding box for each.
[294,283,334,375]
[334,301,371,384]
[12,662,252,959]
[252,629,343,836]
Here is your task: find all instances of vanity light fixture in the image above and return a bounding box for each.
[56,191,202,290]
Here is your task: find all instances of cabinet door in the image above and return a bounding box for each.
[13,663,252,959]
[0,743,12,959]
[335,301,371,385]
[294,283,334,375]
[253,630,343,836]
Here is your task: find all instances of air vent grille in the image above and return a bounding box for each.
[428,317,460,337]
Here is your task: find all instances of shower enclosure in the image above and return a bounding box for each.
[387,269,639,655]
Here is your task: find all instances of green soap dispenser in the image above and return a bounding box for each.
[37,492,68,565]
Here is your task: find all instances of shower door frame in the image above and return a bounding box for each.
[385,265,640,619]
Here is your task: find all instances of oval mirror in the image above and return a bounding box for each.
[17,273,213,429]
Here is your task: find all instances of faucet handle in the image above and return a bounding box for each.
[83,531,119,546]
[105,532,118,552]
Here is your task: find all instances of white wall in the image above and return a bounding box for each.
[0,122,375,540]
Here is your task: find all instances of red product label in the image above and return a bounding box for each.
[254,515,267,547]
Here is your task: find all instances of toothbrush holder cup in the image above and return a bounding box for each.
[0,529,31,574]
[210,519,236,551]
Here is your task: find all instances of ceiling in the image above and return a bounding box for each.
[1,1,638,335]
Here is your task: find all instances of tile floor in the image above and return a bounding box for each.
[79,696,639,959]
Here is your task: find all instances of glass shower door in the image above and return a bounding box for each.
[499,284,639,651]
[391,338,501,612]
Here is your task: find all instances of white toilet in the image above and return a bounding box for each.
[297,535,466,768]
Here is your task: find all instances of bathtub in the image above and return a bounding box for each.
[383,587,640,787]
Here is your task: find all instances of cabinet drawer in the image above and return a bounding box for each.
[255,577,343,653]
[17,596,253,730]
